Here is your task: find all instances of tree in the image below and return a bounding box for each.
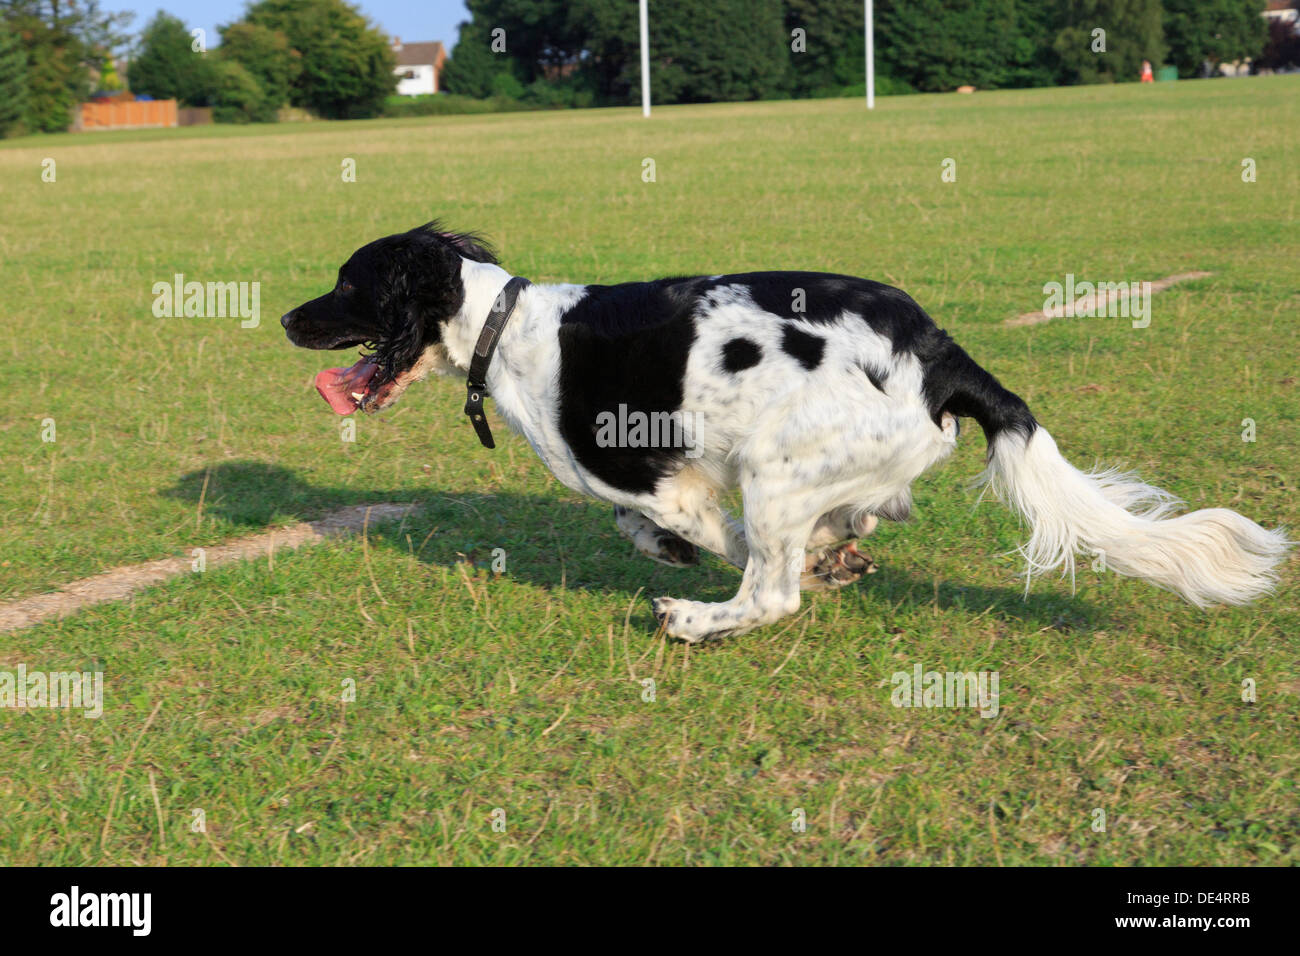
[451,0,585,87]
[17,21,81,131]
[211,59,271,122]
[130,11,218,106]
[565,0,638,102]
[784,0,861,97]
[244,0,395,119]
[426,0,587,101]
[0,19,28,136]
[75,0,135,68]
[1053,0,1165,84]
[441,0,1079,105]
[2,0,132,131]
[96,52,124,91]
[441,18,517,98]
[1005,0,1060,88]
[639,0,789,103]
[869,0,1058,92]
[443,0,790,106]
[218,20,299,112]
[1163,0,1267,77]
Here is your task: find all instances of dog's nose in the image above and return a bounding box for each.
[280,311,295,329]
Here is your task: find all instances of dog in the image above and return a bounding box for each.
[282,223,1289,642]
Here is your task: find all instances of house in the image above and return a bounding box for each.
[1263,1,1299,28]
[392,39,447,96]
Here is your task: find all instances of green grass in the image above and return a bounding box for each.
[1,79,1297,865]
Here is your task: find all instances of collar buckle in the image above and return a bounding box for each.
[463,385,494,449]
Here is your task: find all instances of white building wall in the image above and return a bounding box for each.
[395,64,436,96]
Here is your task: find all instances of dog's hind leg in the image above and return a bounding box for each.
[614,506,699,568]
[802,506,879,591]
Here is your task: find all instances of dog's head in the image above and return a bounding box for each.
[281,222,497,414]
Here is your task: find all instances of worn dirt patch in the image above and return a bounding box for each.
[0,503,418,634]
[1005,271,1212,327]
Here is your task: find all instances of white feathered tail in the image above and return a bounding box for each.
[984,428,1290,606]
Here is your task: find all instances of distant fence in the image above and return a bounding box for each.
[177,107,213,127]
[75,100,179,132]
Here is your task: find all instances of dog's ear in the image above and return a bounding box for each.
[374,231,466,373]
[417,220,499,264]
[441,230,498,264]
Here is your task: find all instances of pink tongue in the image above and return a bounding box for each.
[314,358,379,415]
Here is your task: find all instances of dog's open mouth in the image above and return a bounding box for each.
[314,355,382,415]
[314,353,433,415]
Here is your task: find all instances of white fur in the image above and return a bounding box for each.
[985,429,1291,607]
[428,260,1289,640]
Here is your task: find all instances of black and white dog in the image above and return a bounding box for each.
[282,223,1289,642]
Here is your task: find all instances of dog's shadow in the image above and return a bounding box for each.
[162,461,717,602]
[162,461,1103,635]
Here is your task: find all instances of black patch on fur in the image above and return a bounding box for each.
[550,269,1036,489]
[707,270,1036,447]
[781,325,824,370]
[858,361,888,392]
[709,272,938,355]
[557,279,708,494]
[721,337,762,372]
[917,329,1037,445]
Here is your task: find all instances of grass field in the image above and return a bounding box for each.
[1,77,1297,865]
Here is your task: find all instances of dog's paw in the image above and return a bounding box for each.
[801,541,878,591]
[615,507,700,568]
[652,596,730,643]
[647,532,699,568]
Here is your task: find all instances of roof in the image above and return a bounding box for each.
[393,41,446,68]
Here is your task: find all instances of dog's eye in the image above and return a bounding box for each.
[338,279,354,294]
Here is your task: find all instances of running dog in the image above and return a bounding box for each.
[281,223,1289,642]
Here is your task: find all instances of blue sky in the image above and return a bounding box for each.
[102,0,472,51]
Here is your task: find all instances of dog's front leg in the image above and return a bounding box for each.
[636,471,748,569]
[651,495,805,642]
[652,537,802,643]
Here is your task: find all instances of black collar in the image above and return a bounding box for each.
[463,275,530,449]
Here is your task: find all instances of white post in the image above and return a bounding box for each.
[865,0,874,110]
[640,0,651,117]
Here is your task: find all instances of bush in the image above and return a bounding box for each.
[824,75,915,99]
[379,93,539,118]
[521,74,597,109]
[211,59,273,123]
[490,71,526,100]
[219,21,299,113]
